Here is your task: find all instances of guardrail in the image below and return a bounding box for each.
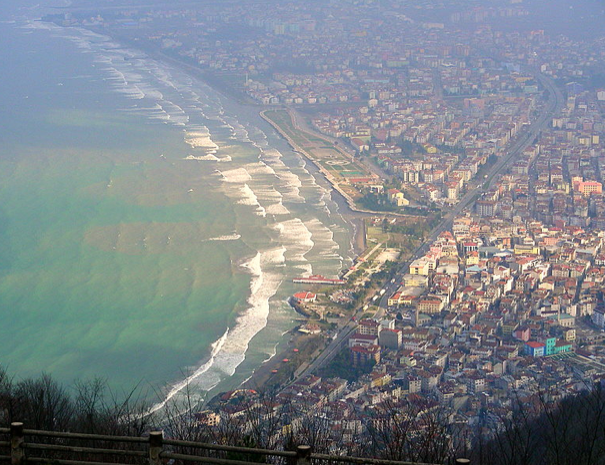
[0,423,470,465]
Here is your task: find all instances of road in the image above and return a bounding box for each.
[292,321,359,382]
[376,72,564,310]
[287,108,393,181]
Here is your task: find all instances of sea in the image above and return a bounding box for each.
[0,2,355,407]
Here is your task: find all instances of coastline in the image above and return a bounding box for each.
[260,109,414,219]
[51,25,365,400]
[105,30,401,219]
[79,28,398,257]
[106,33,260,107]
[112,33,373,258]
[259,110,356,208]
[258,109,371,253]
[137,50,370,396]
[107,32,372,257]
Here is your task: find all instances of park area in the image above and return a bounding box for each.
[261,109,375,193]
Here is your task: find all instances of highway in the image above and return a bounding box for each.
[376,72,564,311]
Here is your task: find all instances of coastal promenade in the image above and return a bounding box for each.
[260,109,413,219]
[259,109,364,212]
[288,109,393,182]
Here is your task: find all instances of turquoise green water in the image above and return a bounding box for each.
[0,13,354,402]
[0,105,251,388]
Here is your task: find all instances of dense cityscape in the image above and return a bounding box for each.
[41,0,605,458]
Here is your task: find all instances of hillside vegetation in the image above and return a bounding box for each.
[1,367,605,465]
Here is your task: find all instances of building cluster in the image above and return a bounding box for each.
[52,0,605,448]
[242,63,605,446]
[260,208,605,445]
[56,0,605,213]
[356,83,605,437]
[310,93,535,204]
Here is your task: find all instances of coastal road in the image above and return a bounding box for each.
[292,321,359,383]
[287,108,393,182]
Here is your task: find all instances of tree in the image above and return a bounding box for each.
[471,387,605,465]
[13,374,73,431]
[360,397,457,464]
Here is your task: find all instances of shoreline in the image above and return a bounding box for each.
[120,44,361,398]
[106,32,373,258]
[137,46,371,398]
[260,109,416,219]
[118,34,373,259]
[258,109,372,256]
[261,109,386,216]
[104,32,260,107]
[57,25,366,401]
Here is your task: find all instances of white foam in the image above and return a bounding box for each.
[239,185,257,206]
[238,184,266,217]
[305,218,343,267]
[255,149,307,204]
[149,328,230,414]
[21,20,53,31]
[118,85,145,100]
[216,248,285,372]
[153,248,285,410]
[277,171,305,203]
[260,148,284,162]
[223,117,251,142]
[252,182,290,216]
[207,234,241,242]
[253,185,281,202]
[185,129,219,151]
[220,167,252,184]
[183,154,220,161]
[273,218,314,268]
[246,161,277,177]
[247,126,270,150]
[265,202,291,216]
[45,25,198,129]
[163,101,189,125]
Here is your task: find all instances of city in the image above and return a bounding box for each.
[40,0,605,458]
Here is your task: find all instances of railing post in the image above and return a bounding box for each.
[10,422,24,465]
[295,445,311,465]
[148,431,163,465]
[456,459,470,465]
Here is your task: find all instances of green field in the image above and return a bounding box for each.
[262,110,371,185]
